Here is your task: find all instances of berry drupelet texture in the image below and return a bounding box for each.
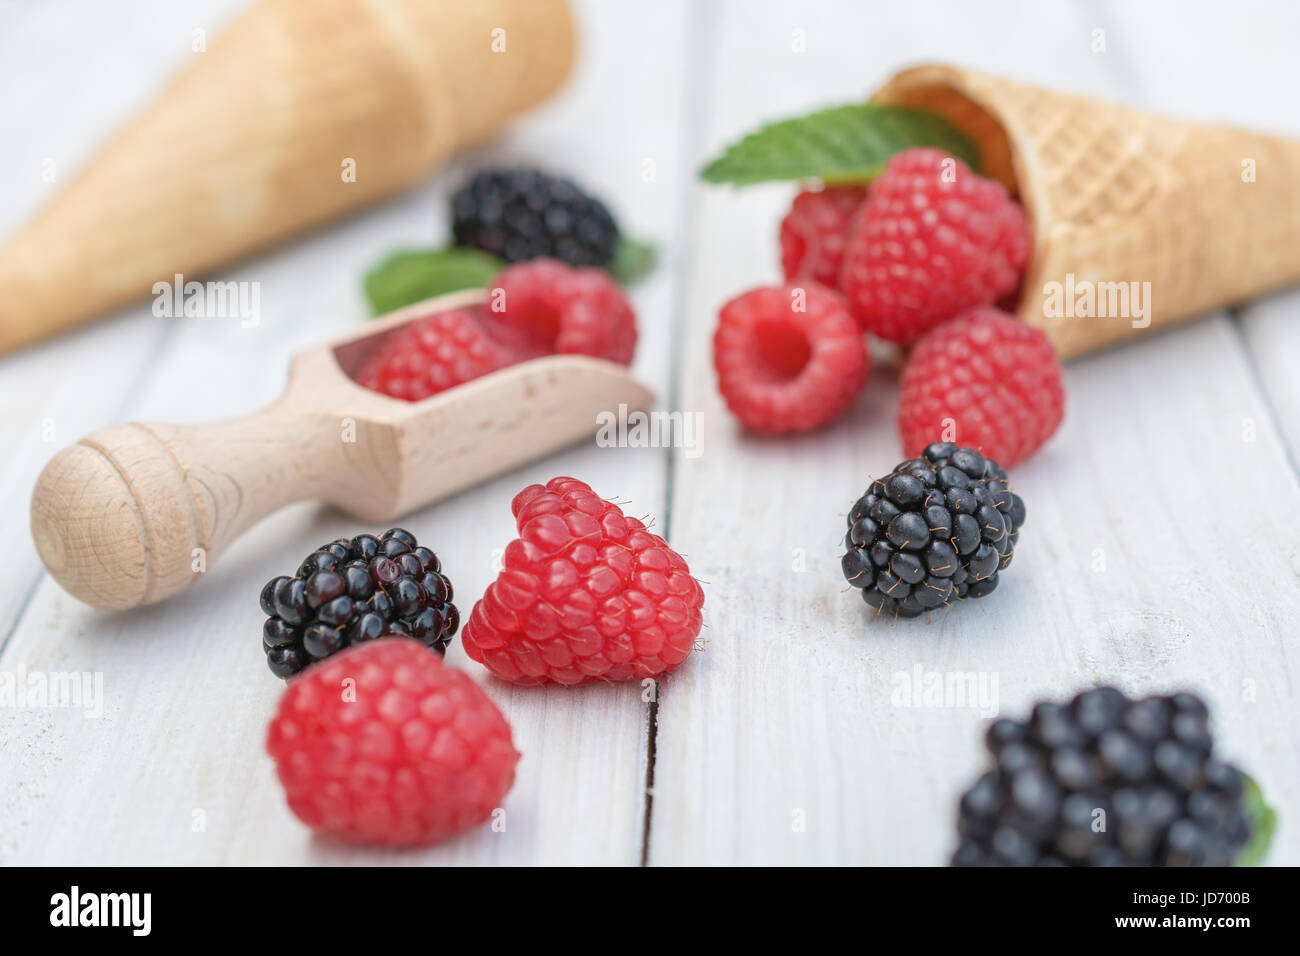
[259,528,458,678]
[839,147,1030,344]
[952,687,1256,866]
[462,476,705,685]
[841,443,1025,618]
[451,168,620,267]
[899,306,1065,469]
[779,186,867,288]
[266,638,519,847]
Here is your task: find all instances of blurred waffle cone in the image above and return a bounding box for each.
[0,0,574,353]
[873,64,1300,359]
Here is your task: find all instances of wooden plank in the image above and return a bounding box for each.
[0,0,697,864]
[0,0,253,631]
[1075,0,1300,465]
[1237,292,1300,462]
[647,0,1300,864]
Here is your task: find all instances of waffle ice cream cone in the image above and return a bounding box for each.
[873,64,1300,359]
[0,0,574,353]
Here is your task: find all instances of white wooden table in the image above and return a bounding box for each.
[1,0,1297,866]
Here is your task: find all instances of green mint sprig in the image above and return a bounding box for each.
[363,238,657,316]
[363,247,503,316]
[607,237,657,284]
[699,103,979,187]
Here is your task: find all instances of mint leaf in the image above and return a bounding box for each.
[364,247,503,316]
[700,104,980,186]
[1238,773,1277,866]
[608,237,656,284]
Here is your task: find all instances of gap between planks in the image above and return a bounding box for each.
[1226,307,1300,486]
[638,0,724,867]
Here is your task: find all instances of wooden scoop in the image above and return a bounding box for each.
[29,290,654,611]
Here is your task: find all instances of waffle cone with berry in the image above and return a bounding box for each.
[873,64,1300,358]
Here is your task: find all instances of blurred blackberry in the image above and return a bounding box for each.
[841,442,1025,619]
[259,528,459,679]
[952,687,1257,866]
[451,168,620,267]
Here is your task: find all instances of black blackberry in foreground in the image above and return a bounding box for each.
[259,528,458,678]
[451,167,620,267]
[841,442,1025,618]
[952,687,1275,866]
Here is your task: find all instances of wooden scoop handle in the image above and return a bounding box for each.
[29,400,342,610]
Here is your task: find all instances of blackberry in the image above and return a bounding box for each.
[451,168,619,267]
[259,528,458,678]
[952,688,1262,866]
[841,442,1025,618]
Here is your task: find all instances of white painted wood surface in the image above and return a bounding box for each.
[1,0,1297,865]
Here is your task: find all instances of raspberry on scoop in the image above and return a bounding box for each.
[486,258,637,365]
[713,282,869,434]
[355,308,516,403]
[839,147,1030,344]
[354,260,638,404]
[462,477,705,685]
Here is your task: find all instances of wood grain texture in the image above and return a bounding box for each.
[0,0,694,865]
[2,0,1298,867]
[647,0,1300,865]
[1071,0,1300,468]
[874,64,1300,359]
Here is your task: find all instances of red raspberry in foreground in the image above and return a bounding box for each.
[779,186,867,287]
[462,477,705,685]
[355,307,515,402]
[266,639,519,847]
[713,283,869,434]
[898,306,1065,468]
[486,259,637,364]
[839,147,1031,344]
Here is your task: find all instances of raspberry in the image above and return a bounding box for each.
[779,186,867,287]
[461,477,705,685]
[842,443,1025,617]
[354,261,637,403]
[451,167,620,267]
[952,688,1262,866]
[266,639,519,847]
[354,308,515,402]
[487,259,637,365]
[259,528,458,678]
[713,283,868,434]
[839,147,1030,343]
[898,306,1065,468]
